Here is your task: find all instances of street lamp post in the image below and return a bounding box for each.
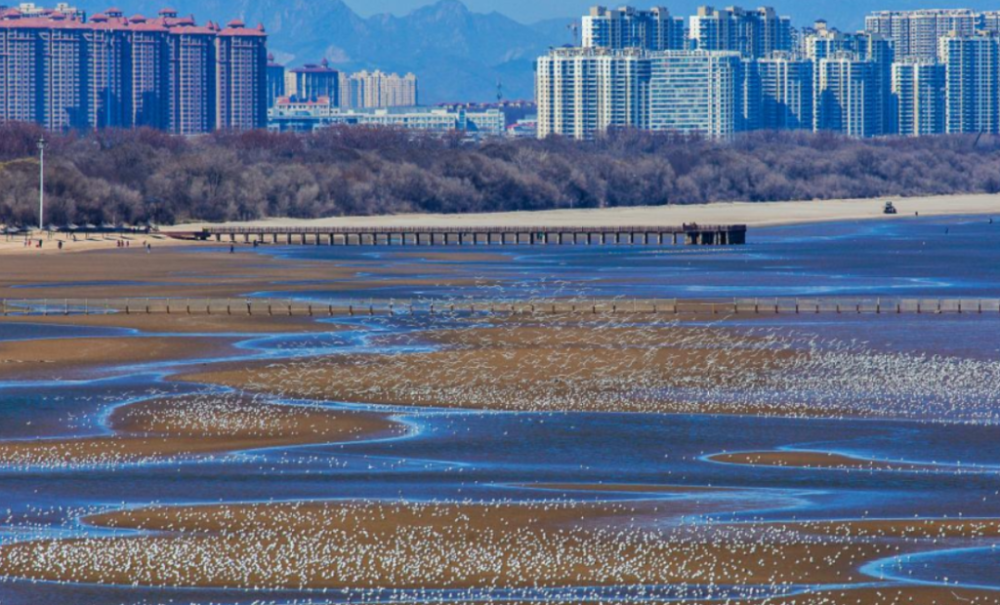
[37,137,45,232]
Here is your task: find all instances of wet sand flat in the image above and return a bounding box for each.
[0,336,233,379]
[708,451,943,472]
[0,395,399,468]
[180,322,816,417]
[0,312,326,334]
[0,500,902,591]
[0,246,484,300]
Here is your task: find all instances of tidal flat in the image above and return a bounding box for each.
[0,216,999,605]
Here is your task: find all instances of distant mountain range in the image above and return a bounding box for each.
[72,0,566,103]
[69,0,1000,103]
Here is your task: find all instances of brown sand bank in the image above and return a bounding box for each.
[0,312,325,334]
[0,500,897,591]
[521,483,737,494]
[0,336,232,380]
[0,395,398,468]
[709,451,942,472]
[0,245,485,300]
[734,588,1000,605]
[179,322,825,417]
[793,518,1000,540]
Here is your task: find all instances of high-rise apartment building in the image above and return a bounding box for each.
[266,54,285,109]
[981,12,1000,34]
[690,6,791,59]
[536,47,650,140]
[649,50,743,137]
[285,59,339,103]
[803,28,892,135]
[891,59,945,136]
[939,34,999,135]
[582,6,686,51]
[340,70,418,109]
[758,53,813,130]
[816,53,880,138]
[865,9,977,61]
[0,5,268,133]
[217,19,268,132]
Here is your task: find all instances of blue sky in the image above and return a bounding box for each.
[350,0,594,21]
[348,0,1000,28]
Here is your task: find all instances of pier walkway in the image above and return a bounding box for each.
[2,297,998,317]
[172,225,748,247]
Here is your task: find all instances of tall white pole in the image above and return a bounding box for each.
[37,137,45,232]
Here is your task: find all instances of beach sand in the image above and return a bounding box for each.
[0,500,896,591]
[179,322,827,418]
[0,335,233,379]
[708,451,942,472]
[166,192,1000,232]
[0,242,492,301]
[0,395,399,468]
[2,500,996,598]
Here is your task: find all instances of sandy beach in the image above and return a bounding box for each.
[164,192,1000,232]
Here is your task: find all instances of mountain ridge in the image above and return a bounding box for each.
[69,0,1000,103]
[72,0,555,103]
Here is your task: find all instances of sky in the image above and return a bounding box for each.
[349,0,595,22]
[347,0,1000,27]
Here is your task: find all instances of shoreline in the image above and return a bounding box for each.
[163,193,1000,233]
[3,193,996,257]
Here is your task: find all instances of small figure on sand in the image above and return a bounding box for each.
[230,244,235,254]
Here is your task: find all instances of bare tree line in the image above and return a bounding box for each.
[1,122,999,226]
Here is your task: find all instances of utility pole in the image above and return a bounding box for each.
[37,136,46,231]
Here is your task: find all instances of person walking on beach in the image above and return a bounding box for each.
[230,244,235,254]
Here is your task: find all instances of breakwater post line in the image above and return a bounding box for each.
[0,298,998,317]
[168,225,749,247]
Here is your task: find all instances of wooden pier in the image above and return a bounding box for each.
[2,297,998,318]
[173,225,748,247]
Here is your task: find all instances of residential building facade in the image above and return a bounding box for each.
[266,54,286,109]
[865,9,977,61]
[0,4,268,132]
[285,59,339,103]
[536,47,650,140]
[583,5,686,51]
[891,59,945,136]
[815,54,880,138]
[690,6,791,58]
[340,70,418,109]
[648,50,743,137]
[939,34,999,135]
[758,53,813,130]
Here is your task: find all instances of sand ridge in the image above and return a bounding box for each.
[2,501,998,597]
[0,394,399,469]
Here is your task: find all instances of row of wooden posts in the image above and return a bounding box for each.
[2,298,1000,317]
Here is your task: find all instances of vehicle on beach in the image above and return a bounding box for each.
[883,201,898,215]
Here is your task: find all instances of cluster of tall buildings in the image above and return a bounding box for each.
[266,57,418,110]
[537,5,1000,140]
[0,3,268,132]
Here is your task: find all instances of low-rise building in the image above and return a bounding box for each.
[267,99,503,137]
